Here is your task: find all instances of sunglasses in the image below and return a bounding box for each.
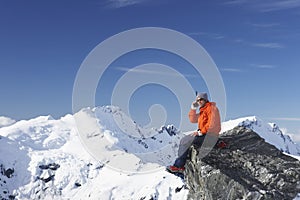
[197,98,205,102]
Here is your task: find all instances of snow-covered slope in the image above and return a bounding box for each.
[73,106,182,173]
[0,107,187,200]
[0,108,300,199]
[222,116,300,156]
[0,116,15,128]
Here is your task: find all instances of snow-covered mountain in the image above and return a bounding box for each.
[0,106,300,199]
[0,107,187,200]
[222,116,300,156]
[73,106,183,173]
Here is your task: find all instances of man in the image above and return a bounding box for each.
[167,92,221,173]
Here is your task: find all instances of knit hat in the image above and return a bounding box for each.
[197,93,208,101]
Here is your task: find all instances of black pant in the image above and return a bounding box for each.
[174,134,206,168]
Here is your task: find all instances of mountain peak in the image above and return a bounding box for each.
[222,116,300,156]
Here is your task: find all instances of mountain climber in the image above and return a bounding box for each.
[167,92,221,173]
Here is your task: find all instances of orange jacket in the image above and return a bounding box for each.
[188,102,221,135]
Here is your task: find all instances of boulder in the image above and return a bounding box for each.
[185,126,300,200]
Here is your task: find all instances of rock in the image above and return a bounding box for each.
[74,182,81,187]
[38,163,60,171]
[38,174,55,183]
[0,164,15,200]
[185,126,300,200]
[0,165,14,179]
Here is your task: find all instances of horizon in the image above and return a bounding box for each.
[1,1,300,143]
[1,106,299,147]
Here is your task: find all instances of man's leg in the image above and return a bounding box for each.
[196,133,218,159]
[173,134,194,167]
[173,135,206,168]
[192,134,206,147]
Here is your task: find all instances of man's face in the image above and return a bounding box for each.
[197,98,206,107]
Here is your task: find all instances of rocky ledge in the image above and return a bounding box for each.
[185,126,300,200]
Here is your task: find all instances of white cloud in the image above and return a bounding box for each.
[251,64,276,69]
[116,66,164,75]
[221,68,242,72]
[115,67,199,78]
[224,0,300,12]
[188,32,225,40]
[269,117,300,121]
[231,38,284,50]
[250,23,280,28]
[190,31,283,50]
[106,0,148,8]
[258,0,300,12]
[0,116,16,128]
[252,42,284,49]
[223,0,248,5]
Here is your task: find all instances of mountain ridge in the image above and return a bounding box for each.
[0,106,299,199]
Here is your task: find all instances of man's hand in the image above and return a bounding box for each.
[191,130,203,136]
[191,101,199,110]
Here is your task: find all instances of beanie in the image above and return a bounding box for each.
[197,93,208,101]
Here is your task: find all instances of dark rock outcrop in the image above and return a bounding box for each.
[185,126,300,200]
[0,164,14,179]
[0,164,16,200]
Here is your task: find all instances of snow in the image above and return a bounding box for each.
[0,116,16,128]
[73,106,183,173]
[0,107,300,199]
[222,116,300,156]
[0,107,187,199]
[295,194,300,200]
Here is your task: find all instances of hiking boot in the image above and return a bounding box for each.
[166,165,185,173]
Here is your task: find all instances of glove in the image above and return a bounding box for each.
[191,129,203,136]
[191,101,199,110]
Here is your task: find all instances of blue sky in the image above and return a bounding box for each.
[1,0,300,142]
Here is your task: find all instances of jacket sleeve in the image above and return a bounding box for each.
[188,109,199,123]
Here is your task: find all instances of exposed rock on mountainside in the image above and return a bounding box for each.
[185,126,300,200]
